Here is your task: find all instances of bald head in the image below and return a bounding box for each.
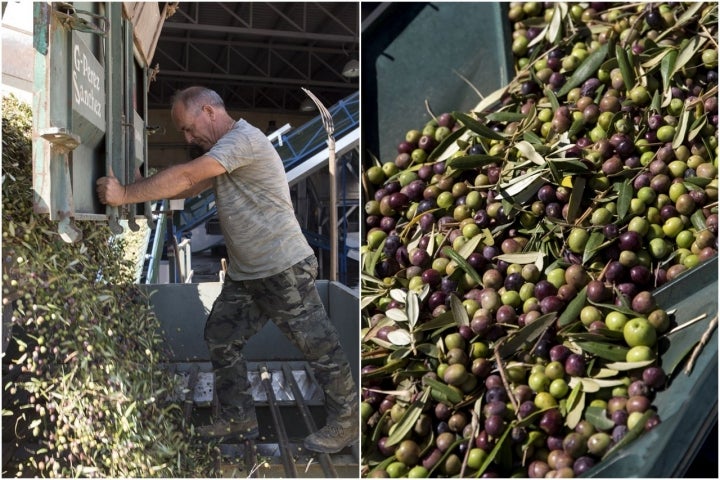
[170,86,236,151]
[171,86,226,115]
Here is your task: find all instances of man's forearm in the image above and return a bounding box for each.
[124,164,203,204]
[168,178,213,199]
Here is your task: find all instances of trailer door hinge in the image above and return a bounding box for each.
[53,2,107,36]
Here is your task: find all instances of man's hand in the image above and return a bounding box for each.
[96,175,127,206]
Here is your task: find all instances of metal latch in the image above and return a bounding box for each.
[53,2,107,36]
[40,127,81,152]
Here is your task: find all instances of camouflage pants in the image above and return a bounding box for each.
[204,255,357,423]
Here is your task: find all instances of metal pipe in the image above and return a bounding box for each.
[103,2,123,234]
[123,17,138,231]
[259,365,298,478]
[141,63,155,228]
[281,363,338,477]
[244,440,258,478]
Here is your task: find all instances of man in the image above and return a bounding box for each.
[96,86,358,453]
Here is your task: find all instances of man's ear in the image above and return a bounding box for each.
[203,104,215,118]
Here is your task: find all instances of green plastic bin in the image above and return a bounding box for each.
[361,2,514,167]
[585,256,718,477]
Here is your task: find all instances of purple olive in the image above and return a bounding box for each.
[539,409,563,435]
[618,231,642,251]
[573,456,596,476]
[565,353,586,377]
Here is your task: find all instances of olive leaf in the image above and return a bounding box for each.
[385,387,431,446]
[545,87,560,112]
[582,231,606,264]
[568,116,586,138]
[446,154,504,171]
[565,384,585,430]
[450,293,470,328]
[558,285,587,327]
[660,49,678,107]
[432,126,473,164]
[387,347,412,361]
[485,111,527,123]
[615,178,633,221]
[515,140,546,166]
[690,208,708,231]
[453,112,506,141]
[592,367,619,378]
[428,436,469,477]
[556,43,610,98]
[587,300,639,319]
[590,377,629,389]
[368,336,396,350]
[574,340,629,362]
[364,237,386,276]
[664,341,697,379]
[562,329,624,342]
[389,288,407,304]
[370,410,391,445]
[415,311,456,333]
[385,307,408,323]
[442,246,483,286]
[416,342,440,358]
[615,45,635,92]
[551,3,568,42]
[459,233,484,260]
[602,410,655,460]
[362,359,411,380]
[585,405,615,431]
[387,328,413,346]
[650,87,662,112]
[407,289,420,329]
[422,376,463,405]
[474,420,513,477]
[548,158,590,175]
[497,312,558,359]
[688,114,707,141]
[473,84,510,113]
[569,376,600,393]
[566,176,586,223]
[604,359,655,371]
[495,251,544,272]
[671,36,707,78]
[672,108,691,149]
[641,46,673,71]
[523,130,544,145]
[527,20,549,49]
[684,176,713,188]
[495,169,547,202]
[665,2,706,38]
[363,315,395,342]
[360,292,383,310]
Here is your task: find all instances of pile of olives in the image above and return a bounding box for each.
[2,95,217,477]
[361,2,717,477]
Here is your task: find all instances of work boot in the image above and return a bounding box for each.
[303,420,358,453]
[196,412,259,441]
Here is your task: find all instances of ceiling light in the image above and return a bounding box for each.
[299,98,317,112]
[342,58,359,78]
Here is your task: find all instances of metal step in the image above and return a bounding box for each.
[169,361,359,478]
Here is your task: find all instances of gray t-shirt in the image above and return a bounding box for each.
[205,119,313,280]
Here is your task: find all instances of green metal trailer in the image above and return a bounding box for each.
[142,279,360,477]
